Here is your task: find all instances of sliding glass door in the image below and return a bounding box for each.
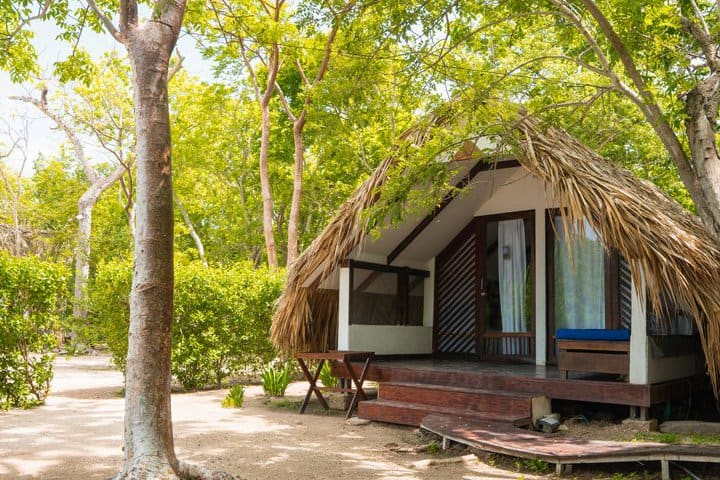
[478,212,535,360]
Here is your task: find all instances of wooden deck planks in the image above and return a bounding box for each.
[335,360,653,406]
[420,414,720,479]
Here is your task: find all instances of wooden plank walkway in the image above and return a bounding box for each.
[420,414,720,479]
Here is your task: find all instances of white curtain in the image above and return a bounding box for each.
[498,219,527,355]
[554,218,605,329]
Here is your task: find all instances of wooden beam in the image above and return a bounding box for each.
[386,159,520,265]
[347,259,430,277]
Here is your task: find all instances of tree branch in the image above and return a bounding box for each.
[11,93,99,184]
[119,0,138,31]
[85,0,121,42]
[274,82,297,122]
[681,15,720,71]
[295,59,310,86]
[3,0,54,48]
[690,0,711,36]
[168,49,185,81]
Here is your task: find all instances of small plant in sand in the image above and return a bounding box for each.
[261,362,294,397]
[425,441,441,455]
[319,361,339,388]
[221,384,244,408]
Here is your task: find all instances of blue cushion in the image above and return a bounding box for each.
[556,328,630,341]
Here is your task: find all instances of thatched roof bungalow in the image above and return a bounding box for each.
[272,115,720,423]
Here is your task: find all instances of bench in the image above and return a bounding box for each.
[556,329,630,380]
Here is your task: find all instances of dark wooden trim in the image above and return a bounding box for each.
[476,210,536,362]
[347,259,430,278]
[432,264,439,353]
[475,217,485,356]
[386,159,521,265]
[605,250,621,329]
[398,268,409,325]
[348,264,355,325]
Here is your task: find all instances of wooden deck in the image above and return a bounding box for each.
[421,414,720,479]
[340,357,691,408]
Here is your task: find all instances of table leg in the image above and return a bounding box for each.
[344,357,372,420]
[297,358,329,414]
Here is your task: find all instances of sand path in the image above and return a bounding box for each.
[0,355,537,480]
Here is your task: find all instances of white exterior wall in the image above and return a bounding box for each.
[347,325,433,354]
[629,272,648,384]
[337,267,350,350]
[534,208,547,365]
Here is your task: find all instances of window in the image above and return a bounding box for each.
[552,217,606,329]
[348,261,428,326]
[546,212,631,343]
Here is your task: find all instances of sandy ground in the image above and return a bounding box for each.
[0,356,543,480]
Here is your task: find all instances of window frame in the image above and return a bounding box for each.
[545,210,621,363]
[345,259,430,326]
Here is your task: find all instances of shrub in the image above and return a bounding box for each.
[0,253,67,409]
[319,361,339,388]
[261,362,294,397]
[89,259,284,391]
[221,384,244,408]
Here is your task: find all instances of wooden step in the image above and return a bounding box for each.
[379,382,537,420]
[357,399,529,427]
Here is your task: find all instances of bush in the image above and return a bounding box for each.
[221,384,244,408]
[89,259,284,391]
[319,361,339,388]
[0,253,67,409]
[261,362,294,397]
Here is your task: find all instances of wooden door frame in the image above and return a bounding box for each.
[475,210,536,361]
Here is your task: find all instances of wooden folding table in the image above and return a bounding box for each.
[294,350,374,420]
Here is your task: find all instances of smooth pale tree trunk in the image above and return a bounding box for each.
[86,0,236,477]
[286,116,306,266]
[259,101,278,268]
[116,28,178,478]
[74,166,126,322]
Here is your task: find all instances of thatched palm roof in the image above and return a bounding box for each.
[271,115,720,394]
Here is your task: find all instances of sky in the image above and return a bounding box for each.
[0,14,215,174]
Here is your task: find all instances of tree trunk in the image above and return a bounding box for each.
[685,73,720,236]
[74,165,126,326]
[259,101,278,268]
[116,27,179,480]
[73,201,91,323]
[286,117,306,266]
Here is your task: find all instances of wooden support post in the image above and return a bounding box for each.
[629,406,638,419]
[640,407,649,421]
[555,464,572,476]
[661,460,669,480]
[442,436,450,450]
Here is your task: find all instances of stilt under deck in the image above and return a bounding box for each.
[334,357,693,427]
